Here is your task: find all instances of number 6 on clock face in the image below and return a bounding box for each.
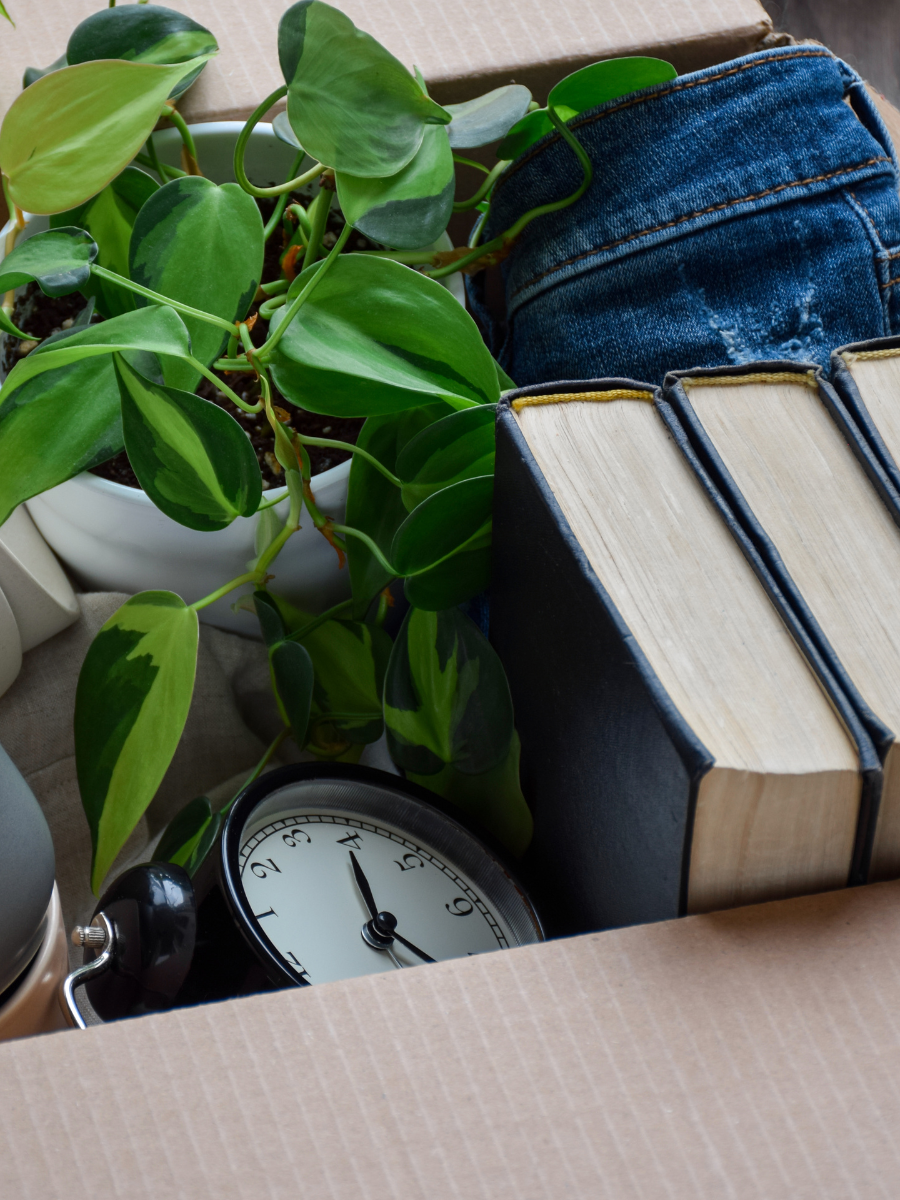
[220,764,544,989]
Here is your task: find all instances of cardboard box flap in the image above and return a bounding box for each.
[0,0,772,125]
[3,880,900,1198]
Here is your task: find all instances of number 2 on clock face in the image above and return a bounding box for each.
[239,810,515,987]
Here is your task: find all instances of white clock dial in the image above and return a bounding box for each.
[239,807,518,986]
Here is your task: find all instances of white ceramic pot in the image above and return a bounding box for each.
[3,123,465,633]
[0,885,69,1042]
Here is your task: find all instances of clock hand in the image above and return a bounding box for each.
[350,851,436,965]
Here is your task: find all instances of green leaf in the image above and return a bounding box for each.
[0,228,97,299]
[0,305,193,396]
[23,55,67,90]
[0,3,13,26]
[129,176,264,390]
[407,732,532,856]
[403,535,492,610]
[384,606,512,776]
[397,404,495,510]
[50,168,159,318]
[548,56,676,112]
[336,125,454,250]
[345,404,450,617]
[67,5,218,100]
[498,57,676,160]
[187,809,222,876]
[445,85,532,149]
[153,794,212,866]
[493,356,517,392]
[115,354,262,531]
[253,590,288,649]
[497,109,554,160]
[75,591,199,894]
[279,0,450,178]
[0,55,214,214]
[272,111,302,151]
[391,475,493,576]
[270,639,315,747]
[269,255,499,416]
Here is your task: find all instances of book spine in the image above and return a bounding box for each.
[661,373,886,884]
[492,381,714,933]
[828,350,900,508]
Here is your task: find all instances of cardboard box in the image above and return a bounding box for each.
[3,878,900,1197]
[11,3,900,1196]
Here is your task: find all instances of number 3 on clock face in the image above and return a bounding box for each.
[220,765,544,989]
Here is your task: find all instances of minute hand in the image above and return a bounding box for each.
[349,851,437,964]
[390,929,436,964]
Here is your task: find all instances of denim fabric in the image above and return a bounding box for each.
[467,46,900,386]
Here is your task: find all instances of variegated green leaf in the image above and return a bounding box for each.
[397,404,496,510]
[335,124,454,249]
[445,85,532,149]
[129,176,264,390]
[279,0,450,178]
[75,591,199,894]
[115,354,262,531]
[0,55,214,214]
[153,794,212,867]
[270,639,315,747]
[269,255,499,416]
[0,227,97,302]
[391,475,493,577]
[67,5,218,100]
[50,167,159,317]
[403,535,492,611]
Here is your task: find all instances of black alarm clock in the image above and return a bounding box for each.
[63,764,544,1025]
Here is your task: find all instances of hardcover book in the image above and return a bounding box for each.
[665,361,900,881]
[491,379,877,935]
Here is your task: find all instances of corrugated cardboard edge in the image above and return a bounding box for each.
[3,879,900,1198]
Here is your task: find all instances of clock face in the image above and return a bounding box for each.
[224,769,542,987]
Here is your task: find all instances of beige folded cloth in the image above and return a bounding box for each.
[0,593,285,946]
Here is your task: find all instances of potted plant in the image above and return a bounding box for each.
[0,0,661,895]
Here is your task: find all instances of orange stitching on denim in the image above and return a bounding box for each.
[495,50,834,192]
[513,157,890,296]
[881,277,900,288]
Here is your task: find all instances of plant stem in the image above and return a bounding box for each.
[257,222,352,359]
[297,435,402,486]
[90,264,238,335]
[135,153,184,181]
[357,248,439,265]
[255,488,288,512]
[234,85,326,198]
[238,322,254,355]
[288,598,354,642]
[189,357,262,413]
[259,294,287,320]
[453,159,510,211]
[287,203,312,242]
[190,571,258,612]
[259,278,290,298]
[2,193,25,319]
[330,525,397,575]
[165,106,201,175]
[453,155,491,174]
[214,357,257,372]
[143,135,167,184]
[256,482,302,574]
[263,152,304,241]
[221,727,290,816]
[301,184,330,272]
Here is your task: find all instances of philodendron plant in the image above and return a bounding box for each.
[0,0,675,895]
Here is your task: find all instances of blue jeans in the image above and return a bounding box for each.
[468,46,900,386]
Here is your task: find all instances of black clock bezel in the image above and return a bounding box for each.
[219,761,544,990]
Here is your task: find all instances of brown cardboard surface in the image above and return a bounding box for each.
[0,0,771,123]
[3,879,900,1198]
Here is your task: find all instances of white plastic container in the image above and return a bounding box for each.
[2,123,464,632]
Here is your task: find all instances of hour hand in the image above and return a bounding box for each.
[349,850,378,920]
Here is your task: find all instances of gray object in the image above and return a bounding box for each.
[0,740,55,996]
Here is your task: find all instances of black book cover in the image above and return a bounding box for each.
[830,336,900,498]
[492,378,880,937]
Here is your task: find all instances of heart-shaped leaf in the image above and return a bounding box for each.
[279,0,450,177]
[269,255,499,416]
[129,176,264,390]
[0,227,97,299]
[253,589,288,648]
[272,110,302,150]
[345,404,450,617]
[270,639,315,747]
[384,606,512,776]
[153,794,213,866]
[548,56,676,112]
[496,109,554,160]
[75,591,199,894]
[0,55,214,215]
[397,403,495,510]
[50,167,159,317]
[23,54,68,90]
[336,124,454,249]
[391,475,493,577]
[445,85,533,149]
[67,5,218,100]
[403,537,492,610]
[115,354,262,531]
